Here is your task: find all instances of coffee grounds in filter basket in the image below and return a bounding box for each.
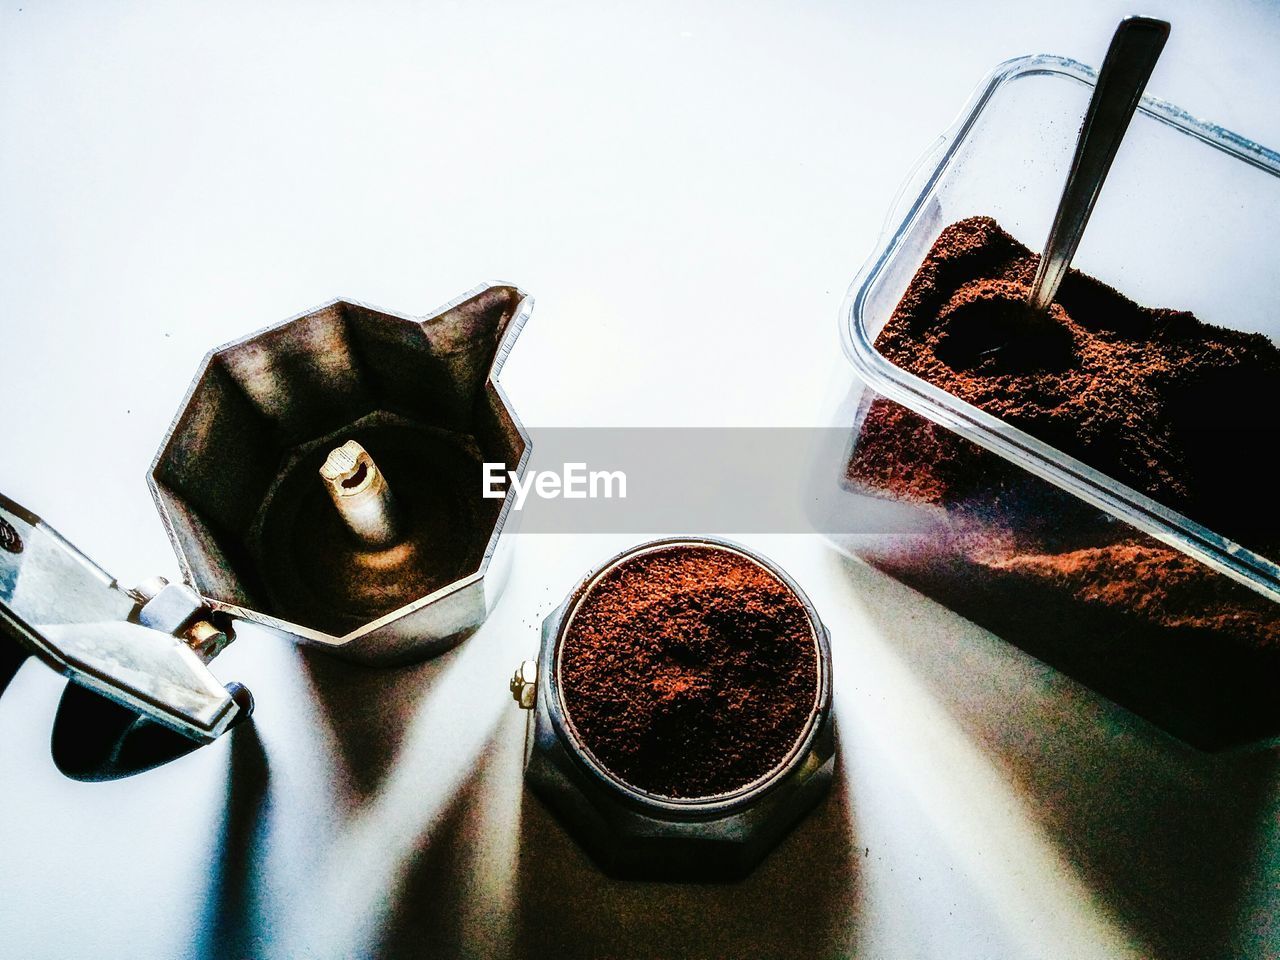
[558,544,819,800]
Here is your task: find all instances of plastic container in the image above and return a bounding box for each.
[817,54,1280,751]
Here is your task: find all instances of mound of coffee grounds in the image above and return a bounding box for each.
[845,216,1280,748]
[558,544,819,799]
[863,216,1280,552]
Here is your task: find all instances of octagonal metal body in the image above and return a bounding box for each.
[149,283,531,665]
[522,537,836,881]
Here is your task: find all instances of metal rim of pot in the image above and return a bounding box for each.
[544,535,834,820]
[146,281,533,664]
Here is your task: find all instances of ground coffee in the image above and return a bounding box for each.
[845,216,1280,748]
[862,215,1280,551]
[558,544,819,799]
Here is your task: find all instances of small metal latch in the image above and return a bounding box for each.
[132,576,233,663]
[510,659,538,709]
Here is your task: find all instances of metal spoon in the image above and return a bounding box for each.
[1027,16,1170,313]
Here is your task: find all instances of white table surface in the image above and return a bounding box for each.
[2,2,1279,957]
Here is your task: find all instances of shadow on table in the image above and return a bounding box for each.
[510,746,861,959]
[342,680,860,960]
[834,553,1279,960]
[371,717,525,960]
[187,635,858,959]
[294,642,463,806]
[190,647,502,960]
[193,723,271,960]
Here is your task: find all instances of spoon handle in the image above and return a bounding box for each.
[1027,16,1170,313]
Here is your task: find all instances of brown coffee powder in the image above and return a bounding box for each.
[857,215,1280,555]
[558,544,819,799]
[844,216,1280,747]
